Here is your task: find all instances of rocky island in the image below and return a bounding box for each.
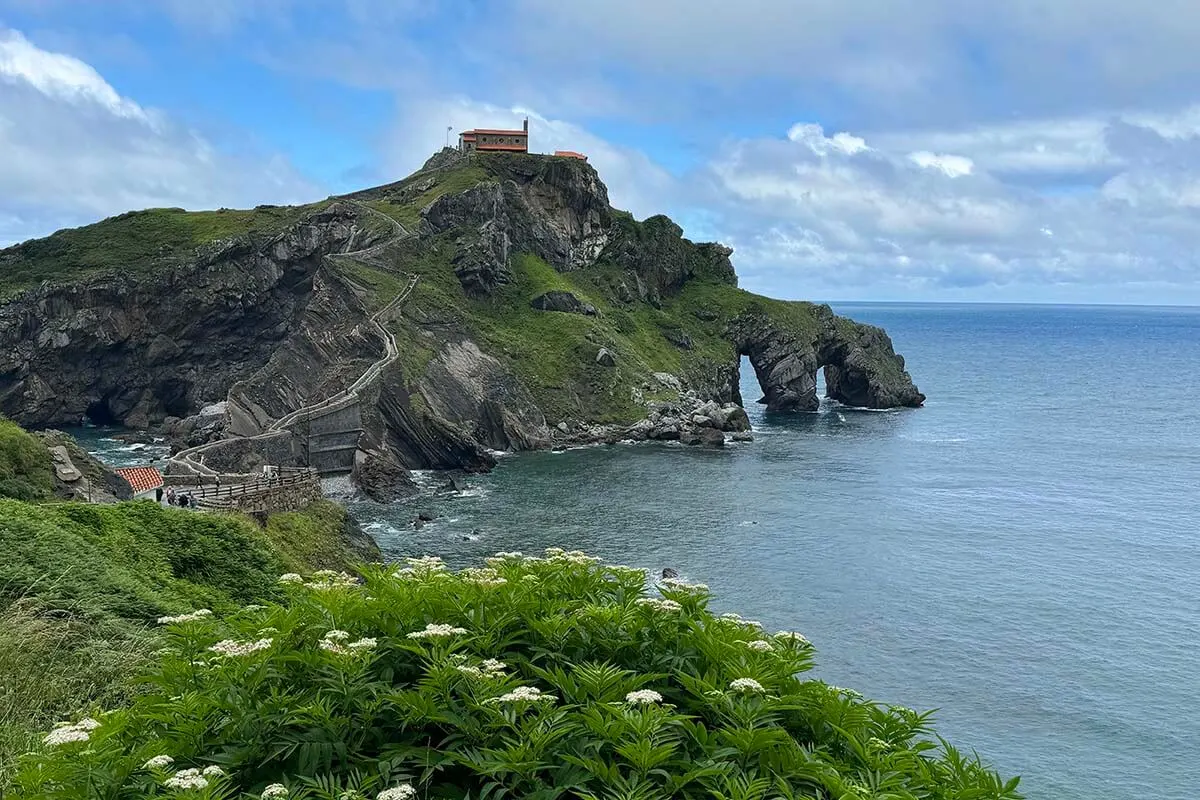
[0,149,923,496]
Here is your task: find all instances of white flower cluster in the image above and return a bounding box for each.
[494,686,555,703]
[262,784,289,799]
[143,755,174,770]
[278,573,303,584]
[407,622,468,639]
[625,689,664,705]
[742,639,775,653]
[455,657,507,678]
[394,555,448,580]
[660,577,709,593]
[826,685,864,699]
[42,717,100,746]
[156,609,213,625]
[459,567,508,587]
[773,631,811,646]
[484,551,524,566]
[377,785,416,800]
[164,768,208,790]
[635,597,683,613]
[868,737,891,750]
[719,612,763,628]
[319,629,377,655]
[208,638,273,657]
[305,570,359,590]
[729,678,766,694]
[541,547,602,565]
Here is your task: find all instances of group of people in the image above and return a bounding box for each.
[161,486,197,508]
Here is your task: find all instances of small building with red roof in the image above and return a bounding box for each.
[553,150,587,161]
[459,118,529,153]
[114,466,164,501]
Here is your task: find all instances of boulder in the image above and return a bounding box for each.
[530,290,598,316]
[719,405,752,432]
[595,347,616,367]
[731,431,755,442]
[680,427,725,447]
[352,448,419,503]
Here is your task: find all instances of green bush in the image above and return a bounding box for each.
[0,418,53,500]
[14,550,1022,800]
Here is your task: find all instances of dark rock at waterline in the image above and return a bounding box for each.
[680,427,725,447]
[417,510,437,522]
[352,448,418,503]
[662,568,679,579]
[731,431,755,442]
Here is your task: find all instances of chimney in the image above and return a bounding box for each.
[523,117,529,134]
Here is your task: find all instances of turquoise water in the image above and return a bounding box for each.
[347,304,1200,800]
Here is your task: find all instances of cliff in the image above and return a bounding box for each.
[0,149,923,487]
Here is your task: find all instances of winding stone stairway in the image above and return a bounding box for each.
[165,201,419,504]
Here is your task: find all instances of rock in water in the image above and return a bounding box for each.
[680,428,725,447]
[352,448,418,503]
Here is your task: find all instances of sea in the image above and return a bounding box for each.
[73,304,1200,800]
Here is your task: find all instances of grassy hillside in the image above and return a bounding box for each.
[0,495,374,786]
[0,204,316,298]
[0,418,54,501]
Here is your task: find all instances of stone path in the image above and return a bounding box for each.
[166,201,419,497]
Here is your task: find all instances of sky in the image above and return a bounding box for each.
[3,1,1200,304]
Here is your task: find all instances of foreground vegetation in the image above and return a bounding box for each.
[14,551,1022,800]
[0,494,371,785]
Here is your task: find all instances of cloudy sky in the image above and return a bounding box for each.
[3,1,1200,304]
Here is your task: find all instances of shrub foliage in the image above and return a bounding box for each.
[16,551,1022,800]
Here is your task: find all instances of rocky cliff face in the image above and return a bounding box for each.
[0,150,923,494]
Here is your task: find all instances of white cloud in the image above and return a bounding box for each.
[908,151,974,178]
[787,123,870,156]
[0,29,148,121]
[0,28,318,246]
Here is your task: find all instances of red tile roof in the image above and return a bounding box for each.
[115,466,164,494]
[554,150,587,160]
[461,128,528,136]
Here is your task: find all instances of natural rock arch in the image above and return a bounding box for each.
[728,302,924,412]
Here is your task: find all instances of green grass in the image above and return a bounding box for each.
[0,417,54,501]
[0,493,378,785]
[0,205,313,297]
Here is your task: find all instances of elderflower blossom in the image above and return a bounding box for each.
[456,665,484,678]
[305,571,358,590]
[42,726,90,746]
[459,567,509,588]
[377,785,416,800]
[156,609,213,625]
[208,638,273,657]
[278,573,303,584]
[485,551,523,566]
[262,784,289,799]
[774,631,810,645]
[407,622,468,639]
[564,550,602,565]
[719,612,763,628]
[202,765,226,777]
[729,678,766,694]
[164,769,208,790]
[867,737,890,751]
[143,755,174,770]
[544,547,566,557]
[72,717,102,730]
[480,658,506,673]
[660,577,709,593]
[494,686,555,703]
[742,639,775,652]
[625,689,664,705]
[325,630,351,642]
[457,658,506,679]
[635,597,683,613]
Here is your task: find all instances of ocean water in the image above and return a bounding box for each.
[346,304,1200,800]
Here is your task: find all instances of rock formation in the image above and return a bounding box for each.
[0,150,924,496]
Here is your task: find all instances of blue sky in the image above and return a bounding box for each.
[3,0,1200,304]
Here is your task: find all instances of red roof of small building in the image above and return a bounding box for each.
[115,466,164,494]
[554,150,587,160]
[461,128,529,136]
